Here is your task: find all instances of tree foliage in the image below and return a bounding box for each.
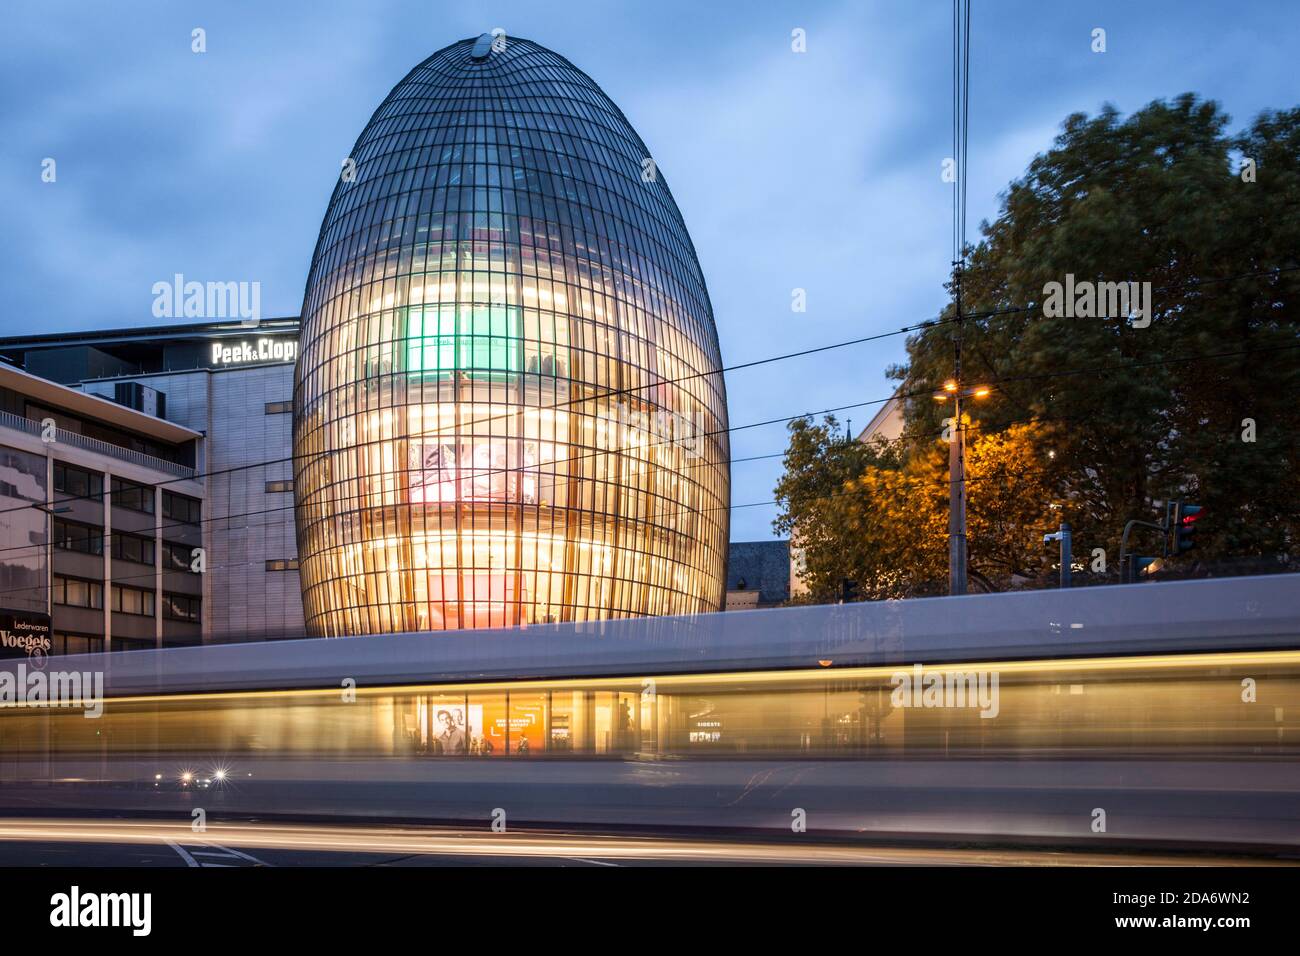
[776,417,1060,600]
[776,95,1299,600]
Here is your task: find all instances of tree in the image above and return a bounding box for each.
[893,95,1299,572]
[773,416,895,601]
[775,418,1060,600]
[776,95,1299,599]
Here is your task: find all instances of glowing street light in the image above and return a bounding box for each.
[932,382,991,402]
[931,382,992,595]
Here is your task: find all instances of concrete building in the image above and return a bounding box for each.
[0,361,204,654]
[0,319,303,645]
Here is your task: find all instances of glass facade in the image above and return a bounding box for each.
[293,36,730,636]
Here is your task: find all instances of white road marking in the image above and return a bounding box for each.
[210,843,270,865]
[166,839,270,867]
[165,840,200,867]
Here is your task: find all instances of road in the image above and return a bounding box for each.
[5,757,1299,852]
[0,818,1291,867]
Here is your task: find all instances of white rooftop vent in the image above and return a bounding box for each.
[470,33,494,60]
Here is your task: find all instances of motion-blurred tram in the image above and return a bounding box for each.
[1,574,1297,850]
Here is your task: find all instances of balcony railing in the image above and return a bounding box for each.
[0,409,198,480]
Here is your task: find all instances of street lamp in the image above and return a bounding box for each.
[932,382,991,595]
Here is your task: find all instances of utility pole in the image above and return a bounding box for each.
[947,0,973,596]
[934,376,988,595]
[948,287,967,596]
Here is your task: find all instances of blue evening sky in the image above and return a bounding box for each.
[2,1,1296,540]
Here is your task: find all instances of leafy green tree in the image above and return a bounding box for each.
[777,96,1299,600]
[772,416,891,600]
[775,418,1059,599]
[894,95,1299,570]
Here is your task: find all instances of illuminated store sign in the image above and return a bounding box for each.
[210,338,299,366]
[0,609,52,662]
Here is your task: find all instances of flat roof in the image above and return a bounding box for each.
[0,317,301,351]
[0,362,202,443]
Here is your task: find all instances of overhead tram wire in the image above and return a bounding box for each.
[0,303,1043,519]
[945,0,974,595]
[15,378,1300,606]
[22,255,1300,521]
[4,282,1297,533]
[5,311,1298,530]
[16,390,1300,606]
[6,339,1299,571]
[0,262,1294,522]
[0,399,1063,566]
[0,401,1181,565]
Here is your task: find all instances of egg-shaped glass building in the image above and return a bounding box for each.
[293,35,729,636]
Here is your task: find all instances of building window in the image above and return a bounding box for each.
[163,592,201,622]
[111,532,155,566]
[162,491,201,524]
[265,400,294,414]
[112,584,155,617]
[265,558,299,571]
[52,518,103,555]
[53,462,103,501]
[265,479,293,493]
[162,541,200,573]
[111,477,154,513]
[52,574,104,609]
[51,632,105,655]
[111,636,154,653]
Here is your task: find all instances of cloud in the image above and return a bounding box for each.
[1,0,1296,541]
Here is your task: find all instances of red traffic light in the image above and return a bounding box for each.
[1174,502,1202,552]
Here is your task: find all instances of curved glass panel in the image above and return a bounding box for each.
[293,36,729,636]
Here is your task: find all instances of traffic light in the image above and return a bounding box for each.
[1123,555,1162,583]
[1134,556,1161,578]
[840,578,859,603]
[1173,501,1202,554]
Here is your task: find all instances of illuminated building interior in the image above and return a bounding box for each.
[293,36,729,636]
